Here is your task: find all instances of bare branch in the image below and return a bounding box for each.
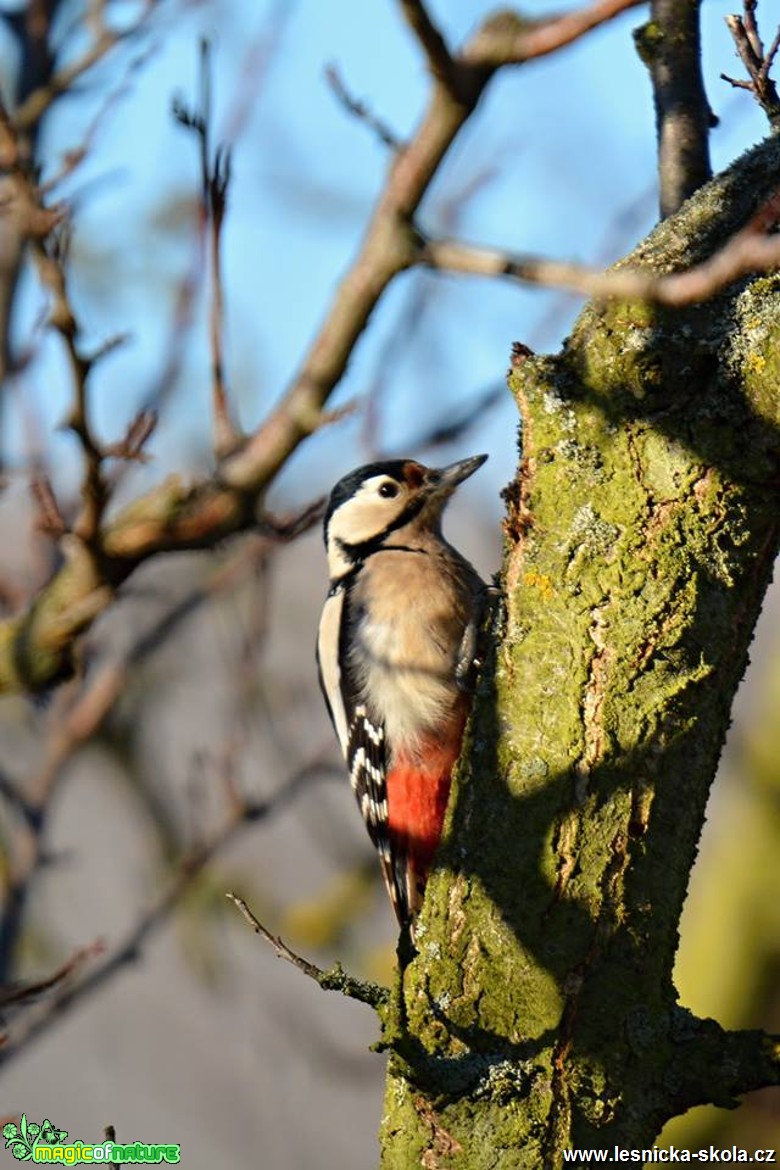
[12,1,159,132]
[42,42,158,195]
[397,0,459,93]
[635,1,713,219]
[30,474,67,539]
[0,536,306,977]
[420,187,780,306]
[464,0,646,70]
[0,942,103,1013]
[257,497,327,542]
[0,753,342,1062]
[325,64,403,151]
[0,0,720,696]
[222,0,644,494]
[226,892,388,1009]
[35,226,109,545]
[722,2,780,131]
[102,410,158,464]
[390,382,505,458]
[173,40,242,458]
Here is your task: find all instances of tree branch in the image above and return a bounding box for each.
[0,0,660,697]
[675,1014,780,1109]
[464,0,646,70]
[226,892,388,1010]
[0,760,338,1064]
[635,0,713,219]
[221,0,644,493]
[35,226,109,545]
[423,211,780,308]
[722,1,780,132]
[173,40,242,458]
[325,64,403,152]
[397,0,459,94]
[11,1,159,132]
[0,531,316,976]
[420,183,780,305]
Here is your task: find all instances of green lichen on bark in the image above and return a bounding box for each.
[378,135,780,1168]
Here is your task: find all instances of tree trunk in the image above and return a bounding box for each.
[377,134,780,1168]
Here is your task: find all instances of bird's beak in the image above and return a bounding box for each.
[427,453,488,493]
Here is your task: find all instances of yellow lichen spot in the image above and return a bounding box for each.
[523,571,555,599]
[746,353,766,373]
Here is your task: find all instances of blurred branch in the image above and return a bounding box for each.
[0,529,319,978]
[398,0,459,93]
[0,97,57,429]
[257,496,326,541]
[36,226,109,545]
[635,1,713,219]
[325,65,403,151]
[102,409,158,464]
[43,41,159,195]
[722,1,780,132]
[0,0,644,697]
[0,941,103,1014]
[389,382,505,459]
[419,186,780,305]
[11,0,160,132]
[0,759,339,1064]
[173,40,242,458]
[463,0,646,69]
[226,892,388,1009]
[3,1,61,114]
[221,0,643,493]
[30,474,67,539]
[0,1,157,465]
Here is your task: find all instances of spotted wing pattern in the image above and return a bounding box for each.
[317,579,409,927]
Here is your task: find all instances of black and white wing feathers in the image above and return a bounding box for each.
[316,581,408,927]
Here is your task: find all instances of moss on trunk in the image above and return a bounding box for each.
[377,135,780,1168]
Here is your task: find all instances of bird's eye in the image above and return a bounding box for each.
[378,481,399,499]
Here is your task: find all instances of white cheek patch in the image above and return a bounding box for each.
[326,479,406,561]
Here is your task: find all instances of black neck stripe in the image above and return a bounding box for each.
[328,542,429,594]
[335,493,429,566]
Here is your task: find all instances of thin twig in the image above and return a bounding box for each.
[0,761,341,1064]
[173,41,241,458]
[722,2,780,131]
[257,496,327,542]
[102,409,158,463]
[0,0,721,695]
[398,0,460,93]
[35,225,108,545]
[0,942,104,1011]
[325,64,403,151]
[222,0,644,493]
[226,892,388,1009]
[0,535,307,979]
[464,0,646,69]
[42,42,159,195]
[12,1,159,132]
[388,383,505,458]
[420,188,780,306]
[30,474,67,538]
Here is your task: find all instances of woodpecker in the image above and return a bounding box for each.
[317,454,488,937]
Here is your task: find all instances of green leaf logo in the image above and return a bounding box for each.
[3,1114,70,1160]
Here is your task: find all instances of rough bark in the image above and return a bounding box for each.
[376,135,780,1168]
